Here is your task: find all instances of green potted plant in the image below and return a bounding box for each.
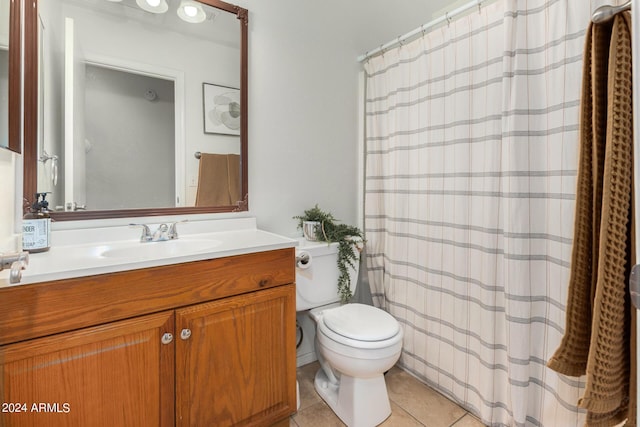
[294,205,365,303]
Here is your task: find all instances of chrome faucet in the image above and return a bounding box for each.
[153,224,170,241]
[130,220,187,243]
[129,224,153,242]
[0,251,29,284]
[168,220,187,240]
[65,201,87,211]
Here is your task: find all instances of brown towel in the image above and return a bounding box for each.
[547,12,636,427]
[226,154,241,205]
[195,153,241,207]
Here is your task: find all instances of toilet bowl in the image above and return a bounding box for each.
[310,303,403,427]
[295,237,403,426]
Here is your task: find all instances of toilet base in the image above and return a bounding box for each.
[314,368,392,427]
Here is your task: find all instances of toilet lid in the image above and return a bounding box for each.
[322,303,400,342]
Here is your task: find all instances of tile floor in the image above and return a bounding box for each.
[291,362,485,427]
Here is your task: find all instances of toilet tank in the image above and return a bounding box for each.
[295,238,360,311]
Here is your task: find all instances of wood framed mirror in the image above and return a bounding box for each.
[22,0,248,220]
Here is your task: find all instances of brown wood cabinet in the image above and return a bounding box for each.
[0,248,296,427]
[176,285,296,426]
[0,312,175,427]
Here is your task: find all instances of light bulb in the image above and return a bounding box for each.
[184,5,198,17]
[136,0,168,13]
[177,1,205,23]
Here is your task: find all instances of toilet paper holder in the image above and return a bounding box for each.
[296,252,311,269]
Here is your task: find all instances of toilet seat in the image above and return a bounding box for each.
[318,304,402,350]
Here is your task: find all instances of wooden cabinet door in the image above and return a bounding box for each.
[176,284,296,427]
[0,311,175,427]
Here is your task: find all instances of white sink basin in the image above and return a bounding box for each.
[0,218,300,288]
[100,239,222,259]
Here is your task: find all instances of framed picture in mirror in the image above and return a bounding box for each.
[203,82,240,135]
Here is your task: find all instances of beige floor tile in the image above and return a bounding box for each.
[379,401,423,426]
[298,361,320,382]
[297,362,322,411]
[385,370,466,427]
[295,362,477,427]
[386,366,404,376]
[292,401,346,427]
[451,413,485,426]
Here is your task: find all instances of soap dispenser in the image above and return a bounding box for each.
[22,193,52,253]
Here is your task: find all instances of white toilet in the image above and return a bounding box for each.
[296,239,403,427]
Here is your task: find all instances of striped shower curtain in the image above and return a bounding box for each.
[363,0,621,425]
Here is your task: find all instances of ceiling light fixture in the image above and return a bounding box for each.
[135,0,169,14]
[177,0,206,23]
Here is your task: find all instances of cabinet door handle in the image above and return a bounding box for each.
[161,333,174,344]
[180,328,192,340]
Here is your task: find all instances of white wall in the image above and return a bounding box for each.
[0,49,7,149]
[38,0,65,208]
[0,148,18,251]
[232,0,455,236]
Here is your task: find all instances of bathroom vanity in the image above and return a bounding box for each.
[0,219,297,426]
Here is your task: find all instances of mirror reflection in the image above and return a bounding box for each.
[35,0,245,213]
[1,0,20,153]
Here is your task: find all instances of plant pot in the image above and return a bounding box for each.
[303,221,321,241]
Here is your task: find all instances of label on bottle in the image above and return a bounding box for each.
[22,218,51,251]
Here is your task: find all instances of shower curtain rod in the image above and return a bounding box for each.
[591,1,631,23]
[357,0,486,63]
[358,0,631,62]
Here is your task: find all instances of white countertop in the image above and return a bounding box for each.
[0,218,298,288]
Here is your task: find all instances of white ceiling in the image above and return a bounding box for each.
[64,0,240,49]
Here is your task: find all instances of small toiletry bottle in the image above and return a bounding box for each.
[22,193,52,253]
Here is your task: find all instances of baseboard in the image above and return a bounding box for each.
[296,352,317,367]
